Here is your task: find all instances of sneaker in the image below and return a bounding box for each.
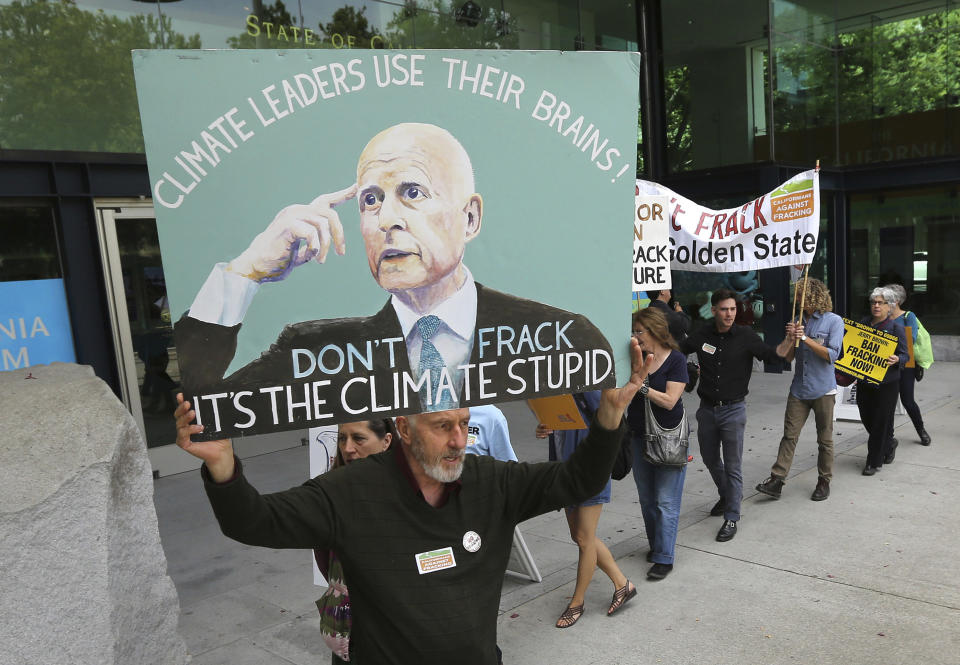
[647,563,673,580]
[716,520,737,542]
[810,478,830,501]
[709,498,726,517]
[756,475,784,499]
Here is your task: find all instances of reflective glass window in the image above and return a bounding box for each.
[0,0,638,155]
[849,186,959,334]
[0,204,61,282]
[770,0,960,167]
[661,0,769,172]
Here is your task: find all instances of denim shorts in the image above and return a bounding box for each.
[559,429,612,508]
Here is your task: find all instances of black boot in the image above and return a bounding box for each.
[755,475,784,499]
[919,429,932,446]
[884,438,898,464]
[811,478,830,501]
[716,520,738,542]
[709,497,726,516]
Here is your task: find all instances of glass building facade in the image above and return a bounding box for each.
[661,0,959,173]
[0,0,639,154]
[1,0,957,466]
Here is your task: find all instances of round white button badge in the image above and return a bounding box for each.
[462,531,481,553]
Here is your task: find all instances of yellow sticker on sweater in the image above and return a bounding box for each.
[415,547,457,574]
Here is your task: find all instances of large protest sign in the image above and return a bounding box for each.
[636,169,820,272]
[835,318,899,384]
[632,193,671,291]
[133,50,639,439]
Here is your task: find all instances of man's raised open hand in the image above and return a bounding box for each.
[226,184,358,283]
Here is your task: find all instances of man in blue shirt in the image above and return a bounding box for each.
[756,278,844,502]
[465,404,518,462]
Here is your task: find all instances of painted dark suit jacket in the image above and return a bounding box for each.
[176,283,614,439]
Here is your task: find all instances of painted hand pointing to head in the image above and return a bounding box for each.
[226,184,358,283]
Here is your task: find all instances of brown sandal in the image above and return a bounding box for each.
[555,603,584,628]
[607,581,636,616]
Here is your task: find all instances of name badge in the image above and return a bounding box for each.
[415,547,457,575]
[702,343,717,354]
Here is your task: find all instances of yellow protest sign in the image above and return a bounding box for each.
[835,318,899,384]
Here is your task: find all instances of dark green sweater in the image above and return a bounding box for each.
[203,420,623,664]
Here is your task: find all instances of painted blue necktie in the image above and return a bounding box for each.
[416,315,455,410]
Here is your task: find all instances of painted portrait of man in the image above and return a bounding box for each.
[176,122,613,434]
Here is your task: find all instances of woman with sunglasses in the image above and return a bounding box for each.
[627,307,689,580]
[856,287,908,475]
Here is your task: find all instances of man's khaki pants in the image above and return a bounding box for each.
[771,393,835,482]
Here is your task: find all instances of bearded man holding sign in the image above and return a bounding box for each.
[173,338,650,664]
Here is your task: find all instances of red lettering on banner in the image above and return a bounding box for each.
[725,214,738,237]
[739,203,753,233]
[710,213,726,240]
[753,195,768,228]
[670,201,685,231]
[695,212,712,236]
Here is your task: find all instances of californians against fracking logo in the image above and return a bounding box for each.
[770,176,815,223]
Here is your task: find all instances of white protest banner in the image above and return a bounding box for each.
[636,169,820,272]
[632,192,671,291]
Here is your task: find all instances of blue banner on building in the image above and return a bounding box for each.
[0,279,76,371]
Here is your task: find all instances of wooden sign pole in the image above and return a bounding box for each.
[795,264,811,347]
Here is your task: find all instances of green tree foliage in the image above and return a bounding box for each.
[383,0,519,49]
[664,64,692,172]
[321,5,380,47]
[0,0,200,152]
[773,7,960,132]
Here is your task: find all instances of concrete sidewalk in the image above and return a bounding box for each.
[154,364,959,665]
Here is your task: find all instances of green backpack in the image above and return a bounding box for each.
[907,311,934,369]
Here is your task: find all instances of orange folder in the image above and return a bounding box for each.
[527,394,586,430]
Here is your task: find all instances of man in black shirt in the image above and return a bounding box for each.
[681,289,793,542]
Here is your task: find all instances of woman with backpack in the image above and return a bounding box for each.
[885,284,933,447]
